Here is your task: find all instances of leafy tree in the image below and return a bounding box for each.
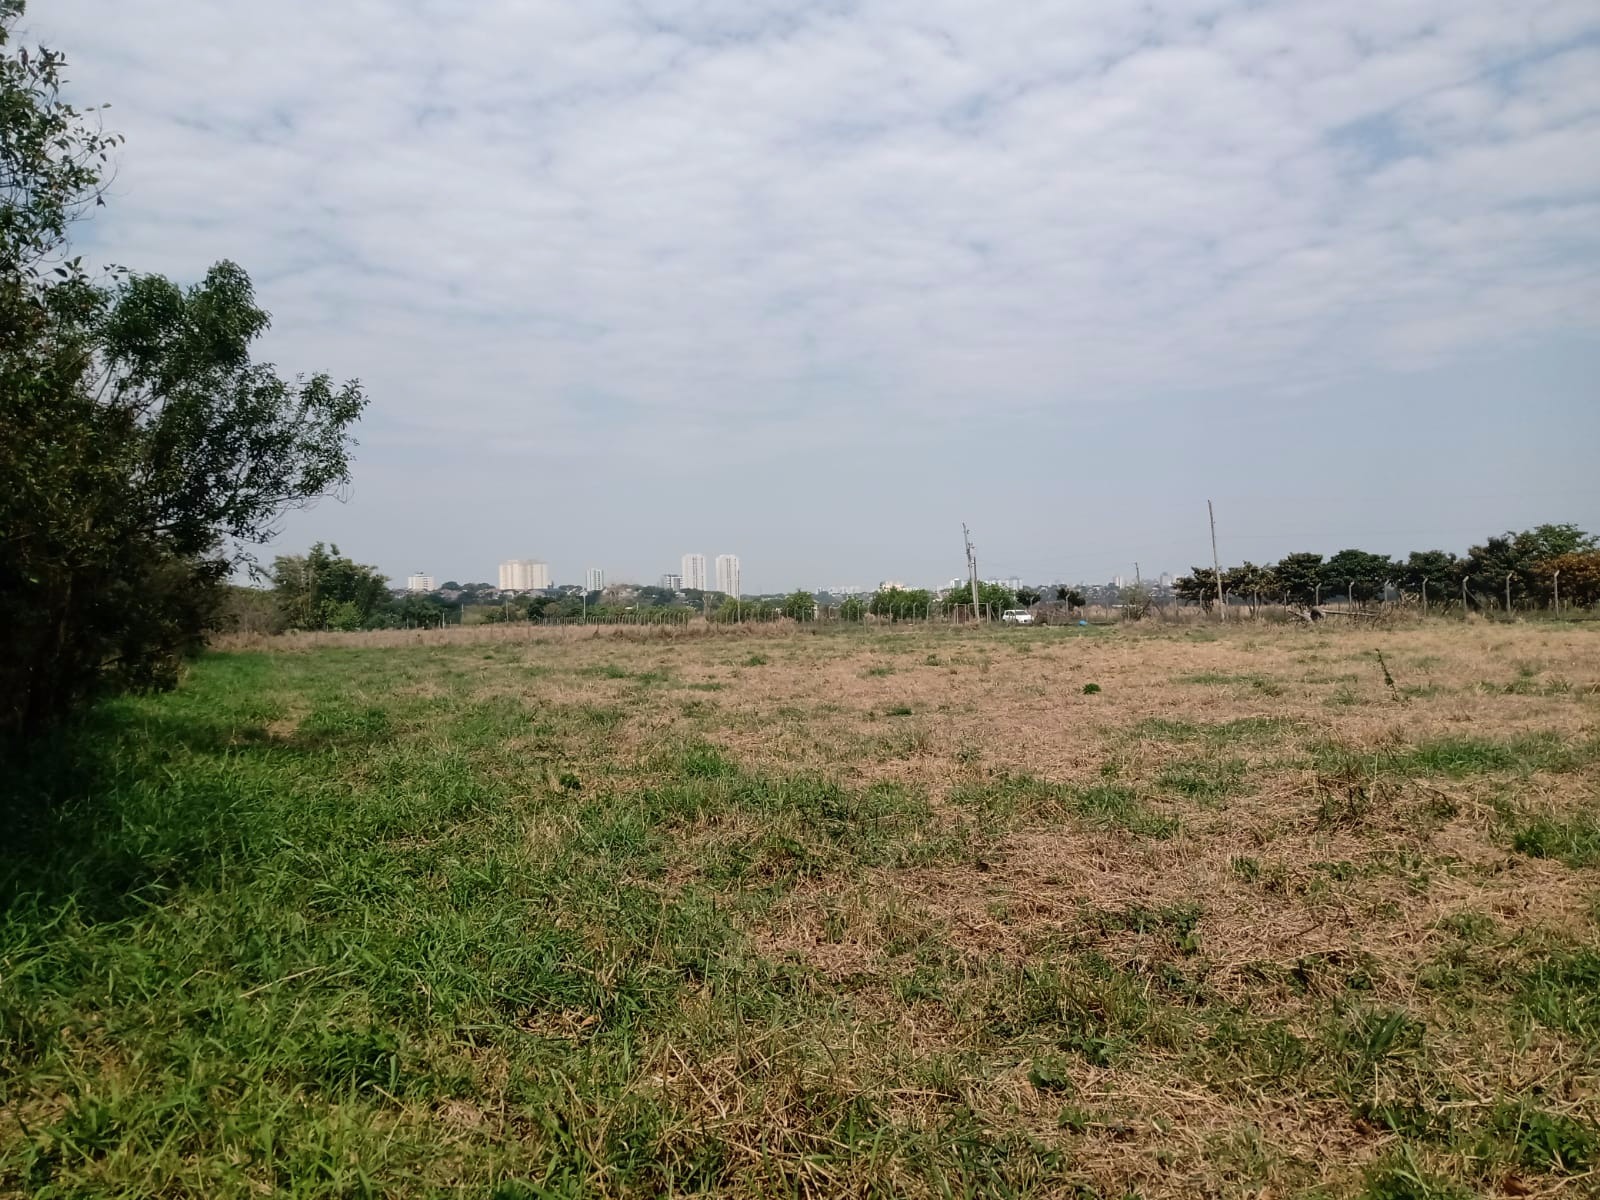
[1174,568,1220,611]
[1320,549,1396,604]
[634,586,677,608]
[1015,586,1042,607]
[1466,525,1597,606]
[1222,562,1277,612]
[1536,552,1600,609]
[390,593,446,628]
[270,543,388,630]
[1515,523,1596,560]
[1460,534,1522,608]
[839,595,865,622]
[1400,550,1461,605]
[870,587,932,620]
[971,581,1016,613]
[1273,553,1324,606]
[781,590,817,622]
[0,2,367,736]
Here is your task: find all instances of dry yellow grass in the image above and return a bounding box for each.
[266,617,1599,1194]
[8,616,1596,1197]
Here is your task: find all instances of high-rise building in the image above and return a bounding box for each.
[681,553,707,591]
[660,573,682,590]
[714,554,741,597]
[406,573,435,593]
[498,559,550,591]
[585,567,604,593]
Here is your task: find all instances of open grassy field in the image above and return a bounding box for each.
[4,619,1599,1198]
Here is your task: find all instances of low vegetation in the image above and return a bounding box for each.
[4,618,1597,1197]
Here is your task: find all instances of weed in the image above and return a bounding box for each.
[1375,650,1402,702]
[1156,756,1248,801]
[1360,1147,1471,1199]
[1509,813,1600,867]
[1519,949,1600,1044]
[1486,1101,1596,1173]
[1081,682,1101,694]
[1231,855,1262,883]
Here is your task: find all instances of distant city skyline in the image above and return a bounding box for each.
[714,554,741,598]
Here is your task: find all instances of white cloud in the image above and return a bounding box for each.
[26,0,1600,585]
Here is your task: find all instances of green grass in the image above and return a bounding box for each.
[1509,813,1600,867]
[1132,715,1296,746]
[3,626,1597,1197]
[947,772,1179,839]
[1311,732,1597,779]
[1156,756,1249,801]
[1176,671,1285,696]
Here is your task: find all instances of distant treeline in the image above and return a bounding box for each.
[1172,524,1597,611]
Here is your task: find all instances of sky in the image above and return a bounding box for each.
[33,0,1600,593]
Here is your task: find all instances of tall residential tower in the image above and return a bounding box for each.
[715,554,741,597]
[498,559,550,591]
[681,553,707,591]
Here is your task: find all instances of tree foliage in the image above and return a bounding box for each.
[781,590,817,622]
[0,2,367,737]
[1273,553,1323,605]
[270,544,388,630]
[869,587,931,620]
[1537,552,1600,609]
[1400,550,1461,601]
[1174,568,1220,611]
[1319,549,1395,602]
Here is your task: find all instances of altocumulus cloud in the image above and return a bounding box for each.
[31,0,1600,584]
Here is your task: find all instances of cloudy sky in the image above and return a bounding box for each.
[35,0,1600,591]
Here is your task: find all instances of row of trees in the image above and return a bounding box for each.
[1173,525,1598,612]
[1,2,366,737]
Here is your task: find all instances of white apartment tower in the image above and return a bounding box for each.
[405,573,435,593]
[715,554,741,597]
[681,553,707,591]
[498,559,550,591]
[585,567,604,593]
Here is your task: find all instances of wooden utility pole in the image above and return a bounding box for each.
[963,523,981,621]
[1207,500,1225,620]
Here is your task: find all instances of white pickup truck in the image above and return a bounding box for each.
[1001,609,1035,625]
